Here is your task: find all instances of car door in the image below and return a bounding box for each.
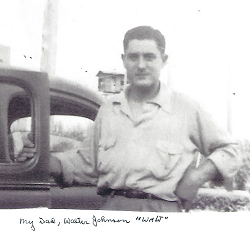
[0,68,50,208]
[1,68,105,209]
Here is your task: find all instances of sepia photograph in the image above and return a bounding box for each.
[0,0,250,232]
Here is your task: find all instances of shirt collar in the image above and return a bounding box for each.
[111,82,173,114]
[147,82,173,113]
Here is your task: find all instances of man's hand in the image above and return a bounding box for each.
[175,166,201,211]
[175,159,219,211]
[16,147,36,162]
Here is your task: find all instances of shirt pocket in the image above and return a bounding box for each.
[155,140,183,178]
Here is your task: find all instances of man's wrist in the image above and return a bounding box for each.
[194,159,219,187]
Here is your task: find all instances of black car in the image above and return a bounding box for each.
[0,67,106,209]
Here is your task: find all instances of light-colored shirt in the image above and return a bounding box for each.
[55,83,241,201]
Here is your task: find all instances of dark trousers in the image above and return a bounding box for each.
[101,195,182,212]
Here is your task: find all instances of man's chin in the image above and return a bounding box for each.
[133,81,155,90]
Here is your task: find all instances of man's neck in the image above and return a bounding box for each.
[129,82,160,103]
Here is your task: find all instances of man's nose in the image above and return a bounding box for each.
[138,57,146,69]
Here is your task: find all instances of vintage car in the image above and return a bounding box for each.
[0,67,106,209]
[3,67,250,213]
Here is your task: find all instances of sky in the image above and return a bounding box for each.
[0,0,250,139]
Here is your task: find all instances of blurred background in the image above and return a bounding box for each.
[0,0,250,140]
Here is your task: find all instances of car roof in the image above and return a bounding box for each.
[49,76,104,107]
[0,66,103,107]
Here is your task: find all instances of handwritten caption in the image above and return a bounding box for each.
[20,215,168,231]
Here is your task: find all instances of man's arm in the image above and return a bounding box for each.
[175,103,241,211]
[49,103,105,186]
[175,159,219,210]
[49,139,99,186]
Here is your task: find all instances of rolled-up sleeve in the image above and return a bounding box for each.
[51,104,105,186]
[192,104,242,187]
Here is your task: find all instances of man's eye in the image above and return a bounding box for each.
[144,54,156,61]
[128,54,139,61]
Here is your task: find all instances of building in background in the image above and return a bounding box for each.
[0,45,10,66]
[96,70,129,94]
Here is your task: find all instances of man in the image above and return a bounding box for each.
[50,26,241,212]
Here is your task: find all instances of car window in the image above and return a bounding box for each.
[9,117,33,161]
[10,115,95,161]
[50,115,94,152]
[0,84,33,164]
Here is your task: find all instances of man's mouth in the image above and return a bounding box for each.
[136,73,149,77]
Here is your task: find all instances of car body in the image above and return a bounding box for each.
[0,67,106,209]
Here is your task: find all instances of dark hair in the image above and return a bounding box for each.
[123,26,166,54]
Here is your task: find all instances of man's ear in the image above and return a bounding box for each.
[162,54,168,64]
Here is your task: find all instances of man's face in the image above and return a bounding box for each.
[122,39,167,89]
